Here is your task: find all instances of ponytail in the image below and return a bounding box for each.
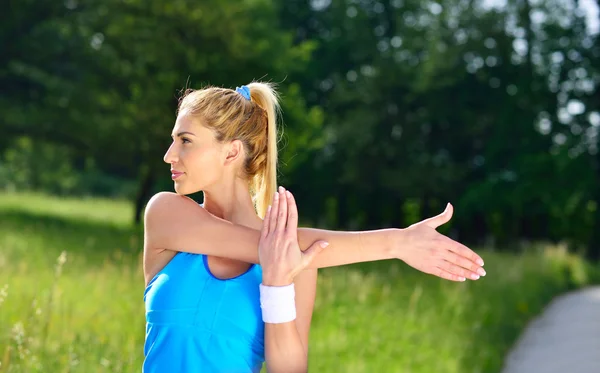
[246,82,280,219]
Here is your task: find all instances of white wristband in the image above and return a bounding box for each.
[259,283,296,324]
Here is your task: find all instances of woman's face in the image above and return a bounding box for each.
[163,113,225,195]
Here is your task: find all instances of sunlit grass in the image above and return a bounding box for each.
[0,192,598,372]
[0,191,133,227]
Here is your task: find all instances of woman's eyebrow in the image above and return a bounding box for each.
[171,131,196,138]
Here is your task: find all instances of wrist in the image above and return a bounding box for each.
[262,274,293,287]
[260,283,296,324]
[388,228,406,261]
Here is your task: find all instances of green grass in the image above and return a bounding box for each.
[0,192,598,372]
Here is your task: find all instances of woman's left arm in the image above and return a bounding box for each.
[263,269,317,372]
[260,188,325,373]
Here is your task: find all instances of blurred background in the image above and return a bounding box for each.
[1,0,600,372]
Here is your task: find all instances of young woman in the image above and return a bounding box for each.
[142,82,486,372]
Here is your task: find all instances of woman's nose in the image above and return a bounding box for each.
[163,143,178,164]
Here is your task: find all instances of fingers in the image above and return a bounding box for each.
[274,186,288,233]
[437,259,481,281]
[301,240,329,269]
[435,267,467,282]
[268,189,280,235]
[443,250,486,277]
[266,185,299,235]
[444,236,485,267]
[432,235,485,282]
[285,190,298,232]
[422,203,453,229]
[262,204,272,238]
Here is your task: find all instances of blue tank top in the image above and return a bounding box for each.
[143,252,265,373]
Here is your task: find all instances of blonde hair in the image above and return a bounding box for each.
[178,82,279,218]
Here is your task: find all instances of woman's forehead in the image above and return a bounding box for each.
[174,112,196,129]
[173,114,201,132]
[172,114,216,141]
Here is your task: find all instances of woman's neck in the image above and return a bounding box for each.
[202,180,263,230]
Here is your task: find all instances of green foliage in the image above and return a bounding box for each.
[1,0,599,253]
[0,138,136,199]
[1,194,599,372]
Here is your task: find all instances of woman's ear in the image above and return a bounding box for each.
[224,139,244,165]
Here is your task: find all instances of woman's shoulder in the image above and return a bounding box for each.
[145,192,207,224]
[147,191,197,208]
[143,192,207,285]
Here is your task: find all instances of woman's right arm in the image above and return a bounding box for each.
[144,191,485,280]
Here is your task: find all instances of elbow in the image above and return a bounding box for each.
[265,356,308,373]
[266,364,307,373]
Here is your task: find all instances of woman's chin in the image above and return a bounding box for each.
[173,183,187,195]
[174,182,200,196]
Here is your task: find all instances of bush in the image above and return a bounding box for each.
[0,137,136,199]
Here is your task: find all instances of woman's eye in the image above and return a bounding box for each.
[181,138,191,144]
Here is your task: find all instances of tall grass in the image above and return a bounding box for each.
[0,192,597,372]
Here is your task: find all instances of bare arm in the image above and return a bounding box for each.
[144,191,395,269]
[263,270,317,373]
[260,189,322,373]
[144,191,485,281]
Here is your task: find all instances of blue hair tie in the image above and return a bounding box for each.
[235,85,251,101]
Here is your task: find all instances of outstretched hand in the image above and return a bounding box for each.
[259,186,328,286]
[397,203,486,282]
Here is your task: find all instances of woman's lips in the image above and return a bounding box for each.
[171,172,184,180]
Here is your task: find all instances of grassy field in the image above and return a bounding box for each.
[0,192,598,372]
